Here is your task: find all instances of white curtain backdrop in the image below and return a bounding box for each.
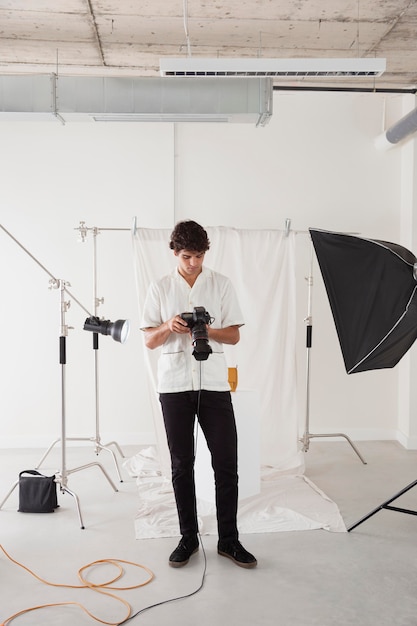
[130,225,346,537]
[132,226,301,475]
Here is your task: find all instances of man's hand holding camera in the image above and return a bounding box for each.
[143,315,189,349]
[168,315,191,335]
[145,305,239,354]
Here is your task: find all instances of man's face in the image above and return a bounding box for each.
[175,249,205,279]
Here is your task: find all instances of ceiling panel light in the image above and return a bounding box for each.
[160,57,386,78]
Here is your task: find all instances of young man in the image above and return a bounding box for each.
[141,220,257,569]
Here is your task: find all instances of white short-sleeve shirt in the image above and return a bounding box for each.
[141,266,244,393]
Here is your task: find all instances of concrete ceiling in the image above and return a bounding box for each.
[0,0,417,91]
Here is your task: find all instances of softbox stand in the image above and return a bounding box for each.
[37,223,130,482]
[0,224,118,528]
[348,479,417,531]
[300,239,367,464]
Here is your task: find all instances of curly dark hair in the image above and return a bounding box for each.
[169,220,210,253]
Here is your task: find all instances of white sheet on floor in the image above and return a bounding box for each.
[125,448,347,538]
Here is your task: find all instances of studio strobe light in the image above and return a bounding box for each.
[84,316,130,344]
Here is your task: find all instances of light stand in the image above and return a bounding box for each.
[300,238,367,464]
[37,223,130,481]
[85,225,129,472]
[54,279,119,529]
[0,223,127,528]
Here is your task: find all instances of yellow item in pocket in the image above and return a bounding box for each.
[228,367,238,392]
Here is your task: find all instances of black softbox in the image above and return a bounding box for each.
[309,228,417,374]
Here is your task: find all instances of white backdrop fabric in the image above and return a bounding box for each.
[133,226,300,471]
[131,227,346,536]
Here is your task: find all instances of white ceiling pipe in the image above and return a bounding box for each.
[375,105,417,150]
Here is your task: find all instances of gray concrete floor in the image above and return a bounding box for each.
[0,440,416,625]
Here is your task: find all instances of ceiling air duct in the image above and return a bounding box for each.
[0,75,273,126]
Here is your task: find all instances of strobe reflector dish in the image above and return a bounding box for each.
[84,316,130,344]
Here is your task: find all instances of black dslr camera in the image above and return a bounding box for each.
[180,306,213,361]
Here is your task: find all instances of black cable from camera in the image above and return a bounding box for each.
[120,362,207,624]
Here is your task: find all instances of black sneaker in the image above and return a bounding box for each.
[169,535,199,568]
[218,539,257,569]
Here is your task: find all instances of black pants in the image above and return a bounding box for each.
[159,390,239,541]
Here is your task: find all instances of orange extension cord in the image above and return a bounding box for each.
[0,543,155,626]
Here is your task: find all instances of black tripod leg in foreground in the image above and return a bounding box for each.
[348,478,417,531]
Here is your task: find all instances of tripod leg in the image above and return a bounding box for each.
[67,462,119,492]
[60,485,85,529]
[103,440,126,459]
[347,502,386,532]
[338,434,367,465]
[0,480,19,510]
[95,443,124,482]
[35,438,61,469]
[305,433,367,464]
[348,478,417,531]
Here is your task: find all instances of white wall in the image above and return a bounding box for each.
[0,90,410,449]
